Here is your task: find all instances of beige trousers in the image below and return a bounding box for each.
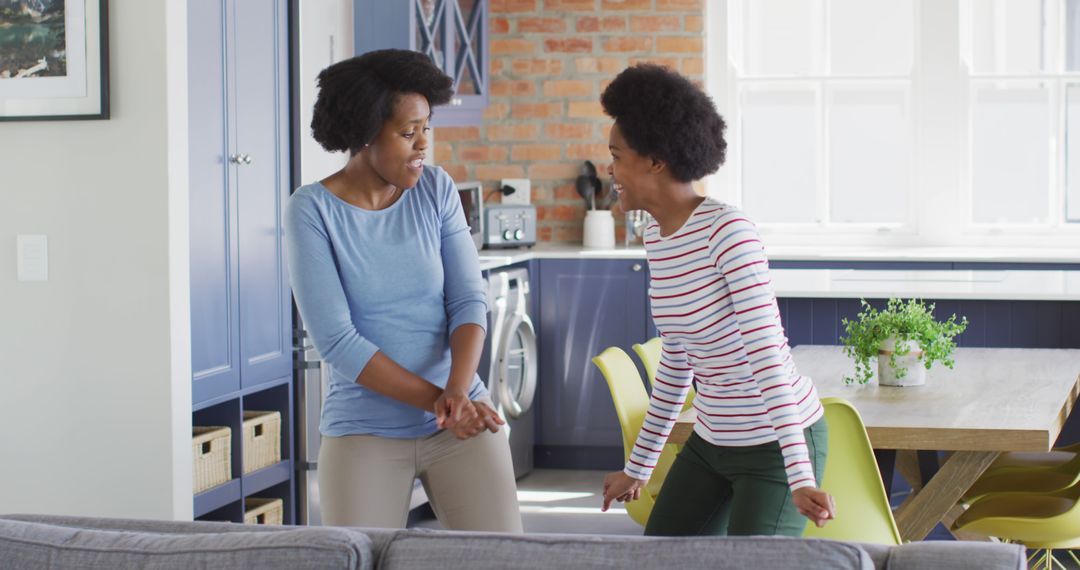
[318,426,523,533]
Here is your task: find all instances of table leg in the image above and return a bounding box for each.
[893,450,999,542]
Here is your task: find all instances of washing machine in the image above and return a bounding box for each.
[483,267,538,479]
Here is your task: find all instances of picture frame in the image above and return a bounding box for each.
[0,0,109,121]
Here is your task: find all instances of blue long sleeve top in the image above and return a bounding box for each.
[284,166,489,438]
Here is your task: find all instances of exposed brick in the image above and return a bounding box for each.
[599,123,613,140]
[491,18,511,34]
[483,102,510,120]
[442,163,468,182]
[476,164,526,180]
[491,0,538,13]
[490,79,538,97]
[528,162,580,180]
[518,17,567,33]
[511,58,565,76]
[568,100,606,118]
[656,36,703,53]
[602,16,627,31]
[536,205,552,221]
[545,122,593,140]
[574,57,624,74]
[459,145,509,162]
[551,204,584,221]
[436,126,480,141]
[544,0,597,11]
[682,56,704,75]
[544,37,593,53]
[512,144,562,161]
[531,185,554,202]
[554,224,584,242]
[542,79,593,97]
[630,15,680,32]
[486,123,539,141]
[554,183,582,201]
[656,0,702,10]
[630,56,678,69]
[603,37,652,53]
[537,226,554,241]
[491,58,506,76]
[435,142,454,163]
[511,102,563,118]
[601,0,651,10]
[576,17,599,32]
[491,38,537,55]
[567,143,610,160]
[684,14,703,33]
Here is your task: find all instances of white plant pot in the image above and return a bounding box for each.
[583,210,616,249]
[877,337,926,387]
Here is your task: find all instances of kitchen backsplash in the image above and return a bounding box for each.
[437,0,706,244]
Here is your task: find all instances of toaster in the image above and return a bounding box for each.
[483,205,537,249]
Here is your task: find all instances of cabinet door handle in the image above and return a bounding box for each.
[631,263,642,272]
[450,97,463,107]
[242,154,253,165]
[229,154,254,165]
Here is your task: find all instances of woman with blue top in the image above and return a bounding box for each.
[285,49,522,532]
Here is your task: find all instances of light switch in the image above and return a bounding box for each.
[17,234,48,282]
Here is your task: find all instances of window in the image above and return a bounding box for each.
[706,0,1080,248]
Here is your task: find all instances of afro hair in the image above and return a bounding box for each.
[311,49,454,154]
[601,64,726,183]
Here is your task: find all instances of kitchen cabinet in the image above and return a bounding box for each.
[535,259,652,469]
[188,0,293,522]
[354,0,489,126]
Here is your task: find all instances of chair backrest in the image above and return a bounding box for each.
[802,397,903,545]
[592,346,650,457]
[631,338,662,387]
[632,337,696,413]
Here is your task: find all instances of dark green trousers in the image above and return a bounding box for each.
[644,418,828,537]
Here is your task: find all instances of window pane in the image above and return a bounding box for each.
[829,87,911,223]
[971,84,1051,224]
[968,0,1053,74]
[741,89,819,223]
[830,0,915,76]
[739,0,824,76]
[1067,85,1080,221]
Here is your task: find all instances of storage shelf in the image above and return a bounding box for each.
[242,460,292,496]
[193,479,242,518]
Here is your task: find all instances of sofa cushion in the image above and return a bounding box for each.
[0,518,372,570]
[883,541,1024,570]
[379,530,874,570]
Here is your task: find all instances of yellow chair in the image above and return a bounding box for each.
[802,397,902,545]
[953,483,1080,568]
[631,337,695,413]
[592,346,681,527]
[963,452,1080,502]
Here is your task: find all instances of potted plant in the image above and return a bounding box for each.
[840,298,968,386]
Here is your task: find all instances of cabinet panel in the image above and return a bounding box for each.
[537,259,649,449]
[189,0,239,403]
[233,0,292,387]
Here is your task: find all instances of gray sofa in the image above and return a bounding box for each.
[0,514,1023,569]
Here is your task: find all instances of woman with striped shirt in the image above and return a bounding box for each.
[599,64,836,537]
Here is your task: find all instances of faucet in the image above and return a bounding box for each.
[624,210,652,247]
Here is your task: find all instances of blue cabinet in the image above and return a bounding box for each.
[536,259,651,468]
[354,0,489,126]
[188,0,293,522]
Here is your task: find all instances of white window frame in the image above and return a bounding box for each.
[704,0,1080,250]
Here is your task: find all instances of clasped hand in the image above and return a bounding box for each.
[434,389,504,439]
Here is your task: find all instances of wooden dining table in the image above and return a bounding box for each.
[669,344,1080,542]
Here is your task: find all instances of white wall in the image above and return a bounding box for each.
[299,0,353,183]
[0,0,191,519]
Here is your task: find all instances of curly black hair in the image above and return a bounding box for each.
[311,49,454,154]
[601,64,726,183]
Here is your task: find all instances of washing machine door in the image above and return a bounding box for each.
[494,310,538,419]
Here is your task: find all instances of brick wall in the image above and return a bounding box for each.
[436,0,706,244]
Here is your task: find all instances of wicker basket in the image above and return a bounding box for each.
[244,497,283,525]
[192,426,232,494]
[242,410,281,474]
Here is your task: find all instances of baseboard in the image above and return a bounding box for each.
[534,445,624,470]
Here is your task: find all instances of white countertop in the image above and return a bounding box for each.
[479,244,1080,300]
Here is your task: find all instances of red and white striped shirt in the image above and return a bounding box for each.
[624,199,824,492]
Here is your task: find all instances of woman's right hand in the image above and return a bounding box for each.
[601,471,647,512]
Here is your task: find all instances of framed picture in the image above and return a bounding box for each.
[0,0,109,121]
